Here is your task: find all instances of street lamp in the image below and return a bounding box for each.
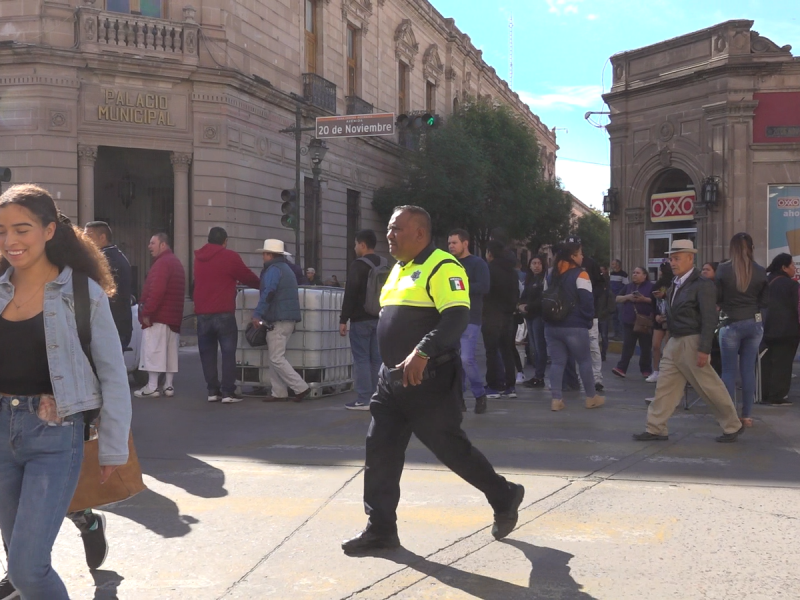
[603,188,619,216]
[308,138,329,271]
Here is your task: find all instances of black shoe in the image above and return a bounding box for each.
[0,576,18,600]
[716,425,744,444]
[492,483,525,540]
[475,395,487,414]
[523,378,545,389]
[81,512,109,570]
[632,431,669,441]
[595,382,604,392]
[342,529,400,555]
[601,354,607,362]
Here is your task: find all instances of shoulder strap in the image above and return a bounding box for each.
[425,258,461,302]
[72,271,99,380]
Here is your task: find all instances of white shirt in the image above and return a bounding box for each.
[672,270,693,302]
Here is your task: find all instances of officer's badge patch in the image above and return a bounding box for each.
[410,270,422,281]
[449,277,466,291]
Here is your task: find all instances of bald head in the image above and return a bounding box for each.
[387,206,433,262]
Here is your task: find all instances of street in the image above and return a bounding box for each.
[43,345,800,599]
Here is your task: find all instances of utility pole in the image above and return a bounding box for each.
[280,104,315,260]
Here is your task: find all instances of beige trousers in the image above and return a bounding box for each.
[646,334,741,436]
[266,321,310,398]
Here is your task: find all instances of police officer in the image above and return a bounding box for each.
[341,205,525,555]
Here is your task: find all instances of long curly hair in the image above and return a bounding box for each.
[0,184,115,296]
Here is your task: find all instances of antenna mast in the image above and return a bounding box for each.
[508,14,514,89]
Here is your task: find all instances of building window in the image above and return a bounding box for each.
[346,189,361,266]
[107,0,162,17]
[426,81,435,113]
[398,62,408,113]
[305,0,318,74]
[347,26,360,97]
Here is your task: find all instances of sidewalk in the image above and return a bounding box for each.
[37,347,800,599]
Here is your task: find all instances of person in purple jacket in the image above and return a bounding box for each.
[611,266,654,379]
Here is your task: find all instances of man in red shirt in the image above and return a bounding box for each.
[194,227,260,403]
[135,233,186,398]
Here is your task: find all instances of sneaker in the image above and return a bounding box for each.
[502,388,517,398]
[632,431,668,441]
[485,388,501,399]
[523,378,545,388]
[207,394,222,402]
[645,397,655,405]
[0,576,18,600]
[641,372,653,380]
[515,372,525,383]
[551,399,565,411]
[133,387,160,398]
[611,368,626,378]
[645,371,660,383]
[345,401,370,411]
[221,395,243,404]
[163,387,175,397]
[81,512,108,570]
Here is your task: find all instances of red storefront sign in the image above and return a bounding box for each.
[650,190,696,222]
[753,92,800,144]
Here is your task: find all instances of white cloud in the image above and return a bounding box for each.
[547,0,584,15]
[518,85,604,110]
[587,13,599,20]
[557,160,609,211]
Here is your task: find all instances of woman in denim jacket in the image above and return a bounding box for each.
[0,185,131,599]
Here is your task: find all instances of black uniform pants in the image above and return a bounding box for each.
[482,313,517,391]
[363,361,512,534]
[761,337,799,403]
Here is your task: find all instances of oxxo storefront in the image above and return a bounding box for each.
[604,20,800,276]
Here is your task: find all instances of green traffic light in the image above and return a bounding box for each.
[426,116,435,127]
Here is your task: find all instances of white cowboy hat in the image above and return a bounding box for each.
[665,239,698,255]
[256,239,288,254]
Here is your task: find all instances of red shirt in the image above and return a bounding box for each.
[139,249,186,332]
[193,243,260,314]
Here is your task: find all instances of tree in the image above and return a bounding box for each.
[372,100,572,254]
[573,210,610,267]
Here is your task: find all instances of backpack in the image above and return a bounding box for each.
[541,271,575,323]
[358,255,391,317]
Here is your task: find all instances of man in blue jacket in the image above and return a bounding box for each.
[252,239,309,403]
[448,229,490,413]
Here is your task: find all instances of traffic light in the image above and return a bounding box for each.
[0,168,10,183]
[280,189,298,229]
[395,113,438,131]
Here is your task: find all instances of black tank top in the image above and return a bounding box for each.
[0,312,53,395]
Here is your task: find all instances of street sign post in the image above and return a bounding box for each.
[315,113,395,140]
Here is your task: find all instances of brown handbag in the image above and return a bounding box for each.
[633,303,654,335]
[69,433,146,513]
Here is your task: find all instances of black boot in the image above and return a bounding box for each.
[474,395,487,414]
[342,529,400,555]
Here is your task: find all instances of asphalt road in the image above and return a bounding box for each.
[25,345,800,599]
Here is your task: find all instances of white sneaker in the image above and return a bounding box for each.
[208,394,222,402]
[221,396,243,404]
[515,372,525,383]
[645,371,660,383]
[134,387,160,398]
[163,387,175,397]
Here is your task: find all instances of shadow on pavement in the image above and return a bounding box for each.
[378,540,595,600]
[91,569,124,599]
[142,453,228,499]
[104,489,199,538]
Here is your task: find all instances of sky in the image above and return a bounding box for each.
[430,0,800,210]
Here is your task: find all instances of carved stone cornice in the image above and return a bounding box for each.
[170,152,192,172]
[77,144,97,165]
[342,0,373,36]
[395,19,419,70]
[703,100,759,121]
[422,44,444,82]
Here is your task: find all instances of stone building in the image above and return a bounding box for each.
[0,0,556,294]
[603,20,800,279]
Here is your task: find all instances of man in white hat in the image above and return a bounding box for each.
[633,239,744,443]
[252,239,310,402]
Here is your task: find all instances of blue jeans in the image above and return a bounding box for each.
[197,312,239,397]
[545,326,595,400]
[460,323,485,398]
[719,319,764,418]
[0,396,84,599]
[526,317,548,379]
[350,320,381,404]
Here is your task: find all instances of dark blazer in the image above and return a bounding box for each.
[665,268,718,354]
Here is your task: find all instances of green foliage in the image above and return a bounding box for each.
[372,101,573,253]
[574,210,611,267]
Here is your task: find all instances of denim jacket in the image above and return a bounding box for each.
[254,258,302,323]
[0,266,132,465]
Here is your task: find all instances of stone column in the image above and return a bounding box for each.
[77,145,97,225]
[170,152,192,294]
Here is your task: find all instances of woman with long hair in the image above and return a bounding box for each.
[647,262,674,383]
[611,266,654,379]
[0,185,131,598]
[520,254,548,387]
[543,241,602,411]
[715,233,769,427]
[761,253,799,406]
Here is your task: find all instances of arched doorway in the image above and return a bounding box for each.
[644,168,698,279]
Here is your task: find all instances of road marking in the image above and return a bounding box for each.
[646,456,730,466]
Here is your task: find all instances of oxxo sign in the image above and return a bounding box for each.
[650,190,696,223]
